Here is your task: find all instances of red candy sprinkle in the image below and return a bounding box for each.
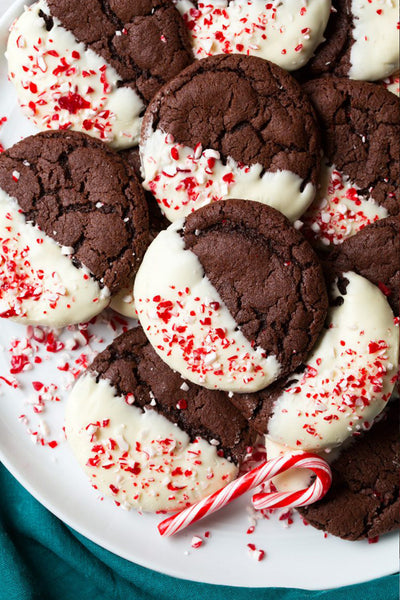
[58,92,91,114]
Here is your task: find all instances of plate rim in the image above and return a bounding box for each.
[0,0,398,589]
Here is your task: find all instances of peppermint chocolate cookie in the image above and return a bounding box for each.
[174,0,331,71]
[134,200,328,393]
[140,54,321,222]
[65,326,255,512]
[324,216,400,316]
[298,400,399,540]
[0,131,148,326]
[301,78,399,247]
[229,271,399,452]
[7,0,193,148]
[304,0,399,81]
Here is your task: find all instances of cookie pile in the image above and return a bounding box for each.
[1,0,399,542]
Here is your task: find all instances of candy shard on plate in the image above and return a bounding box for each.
[65,327,254,512]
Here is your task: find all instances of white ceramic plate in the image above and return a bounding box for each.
[0,0,397,588]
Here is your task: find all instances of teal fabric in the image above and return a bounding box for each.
[0,463,398,600]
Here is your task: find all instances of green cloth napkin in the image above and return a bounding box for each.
[0,464,398,600]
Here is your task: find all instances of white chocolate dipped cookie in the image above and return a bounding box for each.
[7,0,193,148]
[304,0,399,82]
[65,327,255,512]
[229,272,399,453]
[301,78,399,248]
[140,54,321,223]
[0,131,148,327]
[134,200,328,394]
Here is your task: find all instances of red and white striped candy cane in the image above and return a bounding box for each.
[158,451,332,537]
[252,454,332,510]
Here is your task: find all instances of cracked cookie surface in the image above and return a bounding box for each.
[0,130,149,293]
[143,54,321,185]
[303,78,400,217]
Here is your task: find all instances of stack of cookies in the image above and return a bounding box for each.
[1,0,399,541]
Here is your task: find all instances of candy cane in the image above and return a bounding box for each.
[158,452,332,537]
[252,455,332,510]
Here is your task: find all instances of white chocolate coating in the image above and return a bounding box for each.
[134,221,281,393]
[140,128,315,223]
[110,284,137,320]
[302,161,388,247]
[267,272,399,452]
[175,0,331,71]
[349,0,399,81]
[0,187,110,326]
[65,373,238,512]
[7,1,144,149]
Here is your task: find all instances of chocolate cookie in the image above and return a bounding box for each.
[140,54,321,223]
[174,0,331,72]
[0,130,148,326]
[323,216,400,316]
[228,271,399,453]
[134,199,328,394]
[110,146,168,318]
[302,0,399,81]
[298,400,400,541]
[65,326,256,512]
[7,0,193,148]
[301,78,399,247]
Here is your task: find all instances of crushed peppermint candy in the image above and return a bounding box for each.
[136,287,269,389]
[144,134,238,215]
[284,339,392,423]
[382,71,400,96]
[0,219,67,319]
[0,116,7,153]
[247,543,266,562]
[191,535,203,548]
[0,312,129,448]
